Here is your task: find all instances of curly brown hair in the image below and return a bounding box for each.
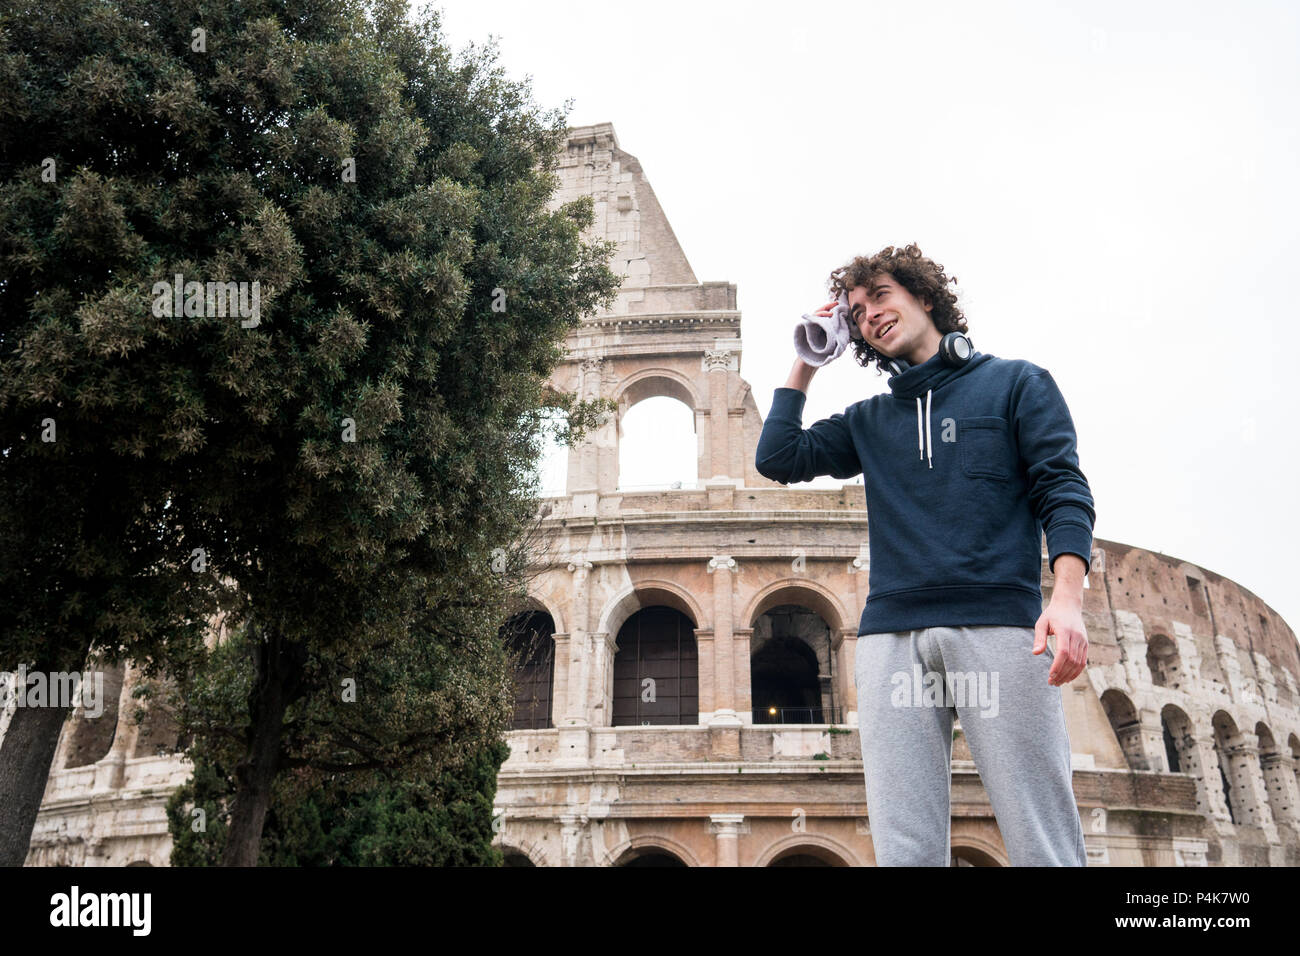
[828,243,969,375]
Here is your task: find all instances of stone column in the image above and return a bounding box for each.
[559,813,587,867]
[1261,751,1299,829]
[1224,730,1277,839]
[710,813,745,866]
[94,662,143,793]
[588,630,611,727]
[732,627,753,725]
[1132,709,1171,771]
[569,357,606,513]
[694,627,715,720]
[704,349,734,479]
[550,631,571,728]
[706,555,740,726]
[1194,737,1234,824]
[838,628,859,726]
[558,561,593,765]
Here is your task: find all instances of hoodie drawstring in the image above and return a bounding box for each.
[914,390,933,469]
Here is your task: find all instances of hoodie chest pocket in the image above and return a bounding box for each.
[959,417,1012,481]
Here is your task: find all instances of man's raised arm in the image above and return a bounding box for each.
[754,358,861,485]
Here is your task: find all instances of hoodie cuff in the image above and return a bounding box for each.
[1046,519,1094,575]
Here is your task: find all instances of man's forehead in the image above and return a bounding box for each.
[850,276,894,298]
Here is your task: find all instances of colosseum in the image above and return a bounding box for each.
[7,121,1298,867]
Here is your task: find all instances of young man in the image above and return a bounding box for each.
[755,244,1094,866]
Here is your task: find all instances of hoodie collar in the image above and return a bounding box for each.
[887,349,992,400]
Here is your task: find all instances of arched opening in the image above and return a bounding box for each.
[1146,634,1182,689]
[501,610,556,730]
[1161,704,1222,822]
[501,849,536,867]
[616,395,697,492]
[530,406,571,497]
[612,606,698,726]
[1100,688,1145,770]
[63,662,125,768]
[751,606,836,724]
[950,846,1002,866]
[1211,711,1241,824]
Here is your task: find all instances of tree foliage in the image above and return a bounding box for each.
[0,0,618,864]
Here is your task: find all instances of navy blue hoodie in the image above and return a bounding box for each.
[754,350,1095,635]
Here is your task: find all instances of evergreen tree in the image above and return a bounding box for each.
[1,0,618,864]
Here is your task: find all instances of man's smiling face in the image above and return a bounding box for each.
[847,272,939,364]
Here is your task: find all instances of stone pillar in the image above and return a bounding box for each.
[588,631,611,727]
[94,662,143,793]
[694,627,715,720]
[1172,622,1203,689]
[733,627,753,725]
[1111,609,1152,689]
[1252,651,1278,707]
[1260,751,1299,829]
[836,627,858,726]
[1213,634,1248,705]
[559,814,587,867]
[710,813,745,866]
[567,357,609,517]
[550,632,571,728]
[1224,730,1277,839]
[704,349,734,479]
[706,555,740,726]
[558,561,593,765]
[1196,735,1237,825]
[1123,709,1168,771]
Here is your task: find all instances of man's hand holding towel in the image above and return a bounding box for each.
[794,290,856,367]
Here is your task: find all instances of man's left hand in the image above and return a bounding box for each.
[1033,599,1088,686]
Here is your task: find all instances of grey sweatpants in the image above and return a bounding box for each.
[854,625,1087,866]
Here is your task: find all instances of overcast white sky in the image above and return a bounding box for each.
[432,0,1300,636]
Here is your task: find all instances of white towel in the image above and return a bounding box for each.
[793,290,856,366]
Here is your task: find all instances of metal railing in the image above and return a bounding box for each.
[752,706,843,725]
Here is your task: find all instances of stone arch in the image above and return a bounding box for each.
[754,832,863,867]
[494,835,552,867]
[1100,688,1145,770]
[1160,703,1197,776]
[603,834,701,867]
[949,836,1009,867]
[614,367,702,416]
[1146,633,1183,689]
[742,578,855,636]
[595,580,704,639]
[507,591,566,643]
[497,842,541,867]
